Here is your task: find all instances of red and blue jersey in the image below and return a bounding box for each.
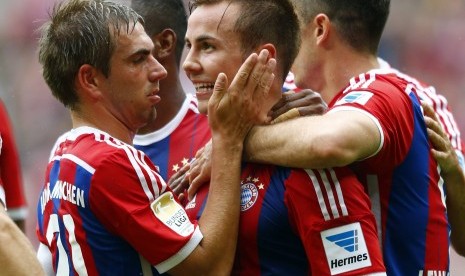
[328,68,450,275]
[134,95,211,180]
[186,164,385,275]
[378,58,464,170]
[36,127,202,275]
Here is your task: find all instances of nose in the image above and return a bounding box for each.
[149,56,167,82]
[182,50,201,76]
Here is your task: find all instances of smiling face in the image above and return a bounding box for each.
[183,1,281,116]
[98,22,168,131]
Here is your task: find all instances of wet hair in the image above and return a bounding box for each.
[38,0,143,109]
[294,0,390,54]
[189,0,301,81]
[131,0,187,65]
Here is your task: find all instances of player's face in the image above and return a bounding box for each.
[183,2,281,116]
[99,22,167,132]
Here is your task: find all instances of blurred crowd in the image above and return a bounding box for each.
[0,0,463,273]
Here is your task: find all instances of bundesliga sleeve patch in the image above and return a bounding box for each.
[321,222,371,275]
[335,91,373,106]
[151,191,195,237]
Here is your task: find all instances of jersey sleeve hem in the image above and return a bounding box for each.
[154,226,203,273]
[7,207,28,220]
[328,106,384,160]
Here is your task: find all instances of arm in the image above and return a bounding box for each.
[422,102,465,256]
[0,207,45,276]
[244,109,381,168]
[169,50,276,275]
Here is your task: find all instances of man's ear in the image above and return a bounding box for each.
[314,13,330,46]
[152,28,176,60]
[259,43,277,60]
[75,64,102,99]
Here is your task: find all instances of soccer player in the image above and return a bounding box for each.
[0,99,27,231]
[35,0,274,274]
[131,0,211,183]
[239,0,450,274]
[182,0,385,274]
[188,0,455,274]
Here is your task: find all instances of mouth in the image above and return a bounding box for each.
[147,89,161,104]
[194,82,215,99]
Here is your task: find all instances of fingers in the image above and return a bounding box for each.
[209,72,229,110]
[228,49,276,124]
[269,88,327,119]
[168,163,191,196]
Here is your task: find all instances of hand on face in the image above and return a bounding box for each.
[207,49,277,142]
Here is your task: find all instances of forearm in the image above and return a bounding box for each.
[443,168,465,256]
[0,209,45,276]
[176,138,242,275]
[201,138,242,273]
[244,120,321,167]
[244,113,379,168]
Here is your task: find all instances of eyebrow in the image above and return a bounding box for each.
[186,34,216,45]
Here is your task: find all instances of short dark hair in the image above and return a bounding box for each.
[131,0,187,65]
[189,0,301,82]
[295,0,390,54]
[38,0,143,109]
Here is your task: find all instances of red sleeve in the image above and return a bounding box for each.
[285,167,385,275]
[89,150,202,271]
[0,100,27,213]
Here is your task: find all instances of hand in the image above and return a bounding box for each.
[188,142,212,200]
[167,162,191,202]
[207,49,277,141]
[422,101,460,174]
[269,89,327,124]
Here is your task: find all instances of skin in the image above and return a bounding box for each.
[183,2,282,119]
[0,206,45,276]
[72,22,166,142]
[137,28,187,135]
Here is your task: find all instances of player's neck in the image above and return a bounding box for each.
[322,51,379,102]
[70,110,136,144]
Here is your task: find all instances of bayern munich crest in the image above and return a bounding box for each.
[240,182,259,211]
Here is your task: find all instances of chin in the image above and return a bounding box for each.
[198,101,208,115]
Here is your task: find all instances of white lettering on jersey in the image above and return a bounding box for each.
[418,270,449,276]
[40,181,86,214]
[151,191,194,237]
[335,91,374,106]
[321,222,371,275]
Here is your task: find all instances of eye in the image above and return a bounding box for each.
[200,42,214,51]
[133,55,145,64]
[185,42,192,50]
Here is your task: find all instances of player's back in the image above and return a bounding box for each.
[330,69,449,275]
